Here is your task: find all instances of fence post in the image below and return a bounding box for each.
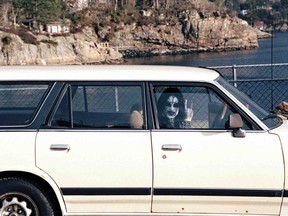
[232,65,237,87]
[270,63,274,111]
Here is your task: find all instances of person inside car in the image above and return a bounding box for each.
[157,87,193,129]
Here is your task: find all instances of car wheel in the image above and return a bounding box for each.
[0,177,56,216]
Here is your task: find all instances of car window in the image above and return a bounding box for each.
[0,83,50,126]
[51,84,145,129]
[153,85,253,130]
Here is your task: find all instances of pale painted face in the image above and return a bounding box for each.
[163,96,180,119]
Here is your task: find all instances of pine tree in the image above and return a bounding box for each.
[15,0,62,23]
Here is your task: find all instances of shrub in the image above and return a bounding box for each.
[40,39,58,46]
[0,28,39,45]
[1,35,12,46]
[17,30,39,45]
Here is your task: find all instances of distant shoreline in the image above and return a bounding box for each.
[124,32,287,67]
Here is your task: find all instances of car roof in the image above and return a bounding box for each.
[0,65,220,82]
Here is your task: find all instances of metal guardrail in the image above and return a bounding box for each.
[210,63,288,112]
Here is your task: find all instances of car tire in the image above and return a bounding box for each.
[0,177,56,216]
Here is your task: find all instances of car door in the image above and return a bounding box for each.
[36,82,153,214]
[150,83,284,215]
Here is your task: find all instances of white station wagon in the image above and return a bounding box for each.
[0,65,288,216]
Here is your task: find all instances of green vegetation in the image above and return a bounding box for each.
[207,0,288,28]
[0,0,288,33]
[0,0,218,31]
[1,0,63,31]
[1,35,12,45]
[228,0,288,28]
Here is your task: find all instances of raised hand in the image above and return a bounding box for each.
[184,99,193,121]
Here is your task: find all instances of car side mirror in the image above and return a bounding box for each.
[229,113,246,138]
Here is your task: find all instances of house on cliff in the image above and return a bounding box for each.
[46,20,71,34]
[20,18,71,35]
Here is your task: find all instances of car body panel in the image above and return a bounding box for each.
[36,130,153,213]
[151,130,284,215]
[268,120,288,216]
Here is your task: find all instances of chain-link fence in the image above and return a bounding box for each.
[0,84,49,125]
[211,63,288,112]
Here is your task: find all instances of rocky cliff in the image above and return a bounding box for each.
[0,28,123,65]
[105,10,261,57]
[0,10,261,65]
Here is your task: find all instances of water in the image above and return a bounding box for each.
[125,32,288,67]
[124,32,288,111]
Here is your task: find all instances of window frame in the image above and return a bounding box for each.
[47,81,148,130]
[149,81,262,130]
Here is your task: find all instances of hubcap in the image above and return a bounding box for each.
[0,196,33,216]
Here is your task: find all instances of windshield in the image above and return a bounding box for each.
[216,77,282,129]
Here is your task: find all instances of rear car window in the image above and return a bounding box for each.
[50,84,145,129]
[0,83,50,126]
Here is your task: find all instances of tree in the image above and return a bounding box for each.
[33,0,62,23]
[0,0,30,28]
[9,0,63,24]
[10,0,27,27]
[256,0,269,7]
[241,0,258,26]
[0,1,11,27]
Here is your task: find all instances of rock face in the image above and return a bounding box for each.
[0,10,260,65]
[108,11,259,57]
[0,28,123,65]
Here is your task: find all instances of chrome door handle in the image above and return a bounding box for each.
[50,144,70,151]
[161,144,182,151]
